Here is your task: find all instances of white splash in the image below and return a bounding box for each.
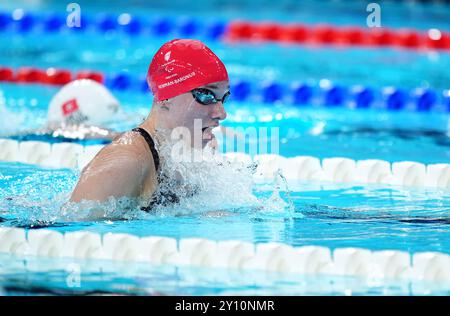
[147,141,262,216]
[0,136,292,224]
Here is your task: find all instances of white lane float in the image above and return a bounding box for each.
[1,139,448,188]
[1,227,449,284]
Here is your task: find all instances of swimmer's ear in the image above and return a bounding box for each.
[159,99,170,110]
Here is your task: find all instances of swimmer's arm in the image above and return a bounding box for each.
[70,147,150,203]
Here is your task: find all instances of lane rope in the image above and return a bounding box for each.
[225,21,450,51]
[1,9,449,52]
[0,139,449,188]
[1,66,449,112]
[0,227,449,284]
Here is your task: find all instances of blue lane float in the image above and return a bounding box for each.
[255,81,446,112]
[352,87,375,108]
[324,85,347,107]
[0,12,11,30]
[385,88,409,111]
[206,21,227,40]
[0,10,228,39]
[119,15,142,35]
[151,17,173,36]
[231,80,252,101]
[105,72,133,90]
[292,83,313,105]
[14,12,36,33]
[177,17,199,36]
[96,13,118,32]
[415,89,437,112]
[262,82,284,103]
[444,91,450,111]
[98,72,449,112]
[43,13,65,32]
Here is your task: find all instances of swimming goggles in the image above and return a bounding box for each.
[191,88,230,105]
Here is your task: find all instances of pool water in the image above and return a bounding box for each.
[0,161,449,295]
[1,0,450,295]
[1,162,449,253]
[1,84,449,163]
[3,29,450,90]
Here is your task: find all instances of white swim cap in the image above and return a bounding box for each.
[47,79,121,125]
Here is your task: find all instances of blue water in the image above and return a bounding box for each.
[0,162,449,295]
[2,30,450,90]
[1,0,450,295]
[1,162,449,254]
[1,84,449,163]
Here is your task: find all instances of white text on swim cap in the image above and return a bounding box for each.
[158,71,196,90]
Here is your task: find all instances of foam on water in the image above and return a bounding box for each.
[146,141,261,215]
[262,170,297,216]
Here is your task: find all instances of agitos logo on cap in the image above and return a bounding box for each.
[147,39,229,101]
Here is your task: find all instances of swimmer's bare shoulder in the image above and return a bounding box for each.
[70,131,157,203]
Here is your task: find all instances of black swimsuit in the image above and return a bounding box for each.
[131,127,180,212]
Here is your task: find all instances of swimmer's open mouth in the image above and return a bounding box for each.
[202,126,216,140]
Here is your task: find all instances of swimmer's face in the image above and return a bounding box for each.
[164,80,229,149]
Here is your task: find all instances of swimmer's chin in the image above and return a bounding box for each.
[203,135,218,150]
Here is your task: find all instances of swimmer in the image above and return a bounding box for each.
[70,39,230,211]
[10,79,122,144]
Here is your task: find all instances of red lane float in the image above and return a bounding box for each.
[426,30,450,49]
[15,67,47,83]
[44,68,72,85]
[75,71,104,84]
[225,21,450,51]
[0,67,14,81]
[368,28,396,46]
[0,67,105,86]
[227,21,255,40]
[281,24,309,43]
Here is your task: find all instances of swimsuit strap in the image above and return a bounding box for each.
[132,127,160,172]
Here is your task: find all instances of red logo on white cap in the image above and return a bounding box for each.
[61,98,79,116]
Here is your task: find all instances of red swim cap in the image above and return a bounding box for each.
[147,39,229,101]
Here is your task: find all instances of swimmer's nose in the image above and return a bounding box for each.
[212,101,227,121]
